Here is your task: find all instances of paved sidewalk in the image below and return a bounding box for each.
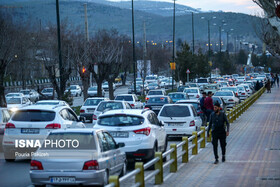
[161,87,280,187]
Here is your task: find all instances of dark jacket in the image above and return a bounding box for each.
[207,111,230,135]
[204,97,214,110]
[200,97,206,113]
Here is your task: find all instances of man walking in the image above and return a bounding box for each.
[207,102,230,164]
[204,91,214,122]
[276,74,279,88]
[200,92,207,126]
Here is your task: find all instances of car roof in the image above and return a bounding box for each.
[177,99,199,103]
[116,94,134,96]
[162,104,193,107]
[18,104,68,111]
[100,109,147,116]
[168,92,185,94]
[86,97,106,100]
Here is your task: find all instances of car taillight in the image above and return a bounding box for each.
[220,107,223,110]
[190,120,195,127]
[228,99,234,102]
[83,160,99,170]
[30,160,43,170]
[5,123,15,128]
[131,104,135,107]
[92,114,97,120]
[241,93,245,95]
[146,97,149,100]
[80,109,85,113]
[144,107,150,109]
[134,127,151,136]
[196,95,200,98]
[45,123,61,129]
[235,93,238,97]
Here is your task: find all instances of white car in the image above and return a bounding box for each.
[88,86,105,97]
[65,85,82,97]
[237,85,249,100]
[20,89,40,102]
[158,104,202,136]
[115,94,143,109]
[236,77,246,83]
[80,97,108,122]
[94,109,167,161]
[239,84,253,96]
[35,100,70,107]
[40,88,55,100]
[5,92,24,98]
[214,91,239,108]
[2,105,85,161]
[92,100,132,124]
[219,82,229,88]
[0,108,11,135]
[6,96,32,113]
[102,82,116,91]
[145,89,166,101]
[183,88,201,99]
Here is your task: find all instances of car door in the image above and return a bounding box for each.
[151,112,166,151]
[191,106,202,127]
[97,132,115,175]
[59,109,73,128]
[66,109,84,128]
[103,132,124,174]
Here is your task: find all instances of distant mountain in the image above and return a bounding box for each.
[0,0,261,43]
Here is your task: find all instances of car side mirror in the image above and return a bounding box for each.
[117,143,125,148]
[159,121,164,126]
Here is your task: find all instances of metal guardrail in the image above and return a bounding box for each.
[105,87,266,187]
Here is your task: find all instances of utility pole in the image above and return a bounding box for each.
[56,0,63,96]
[172,0,175,91]
[226,31,229,52]
[132,0,137,94]
[192,12,195,54]
[142,21,147,95]
[84,3,92,87]
[208,20,211,82]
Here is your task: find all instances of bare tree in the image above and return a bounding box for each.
[0,14,20,107]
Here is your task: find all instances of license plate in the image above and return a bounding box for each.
[87,110,95,113]
[109,131,129,138]
[168,123,184,126]
[50,177,75,183]
[21,128,40,134]
[152,107,161,110]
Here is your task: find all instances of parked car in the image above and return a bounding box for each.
[0,108,11,135]
[2,105,85,161]
[94,109,167,162]
[214,91,239,108]
[5,92,24,98]
[30,129,126,186]
[212,96,228,111]
[183,88,201,99]
[80,97,108,122]
[144,96,173,115]
[20,89,39,102]
[145,89,166,101]
[102,82,116,91]
[92,101,132,124]
[158,104,202,136]
[115,94,143,109]
[65,85,82,97]
[40,88,55,100]
[6,96,31,113]
[168,92,189,103]
[88,86,105,97]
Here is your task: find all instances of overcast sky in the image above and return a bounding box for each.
[109,0,262,15]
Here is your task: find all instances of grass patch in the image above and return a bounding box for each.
[72,106,81,115]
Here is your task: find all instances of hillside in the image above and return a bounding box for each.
[0,0,261,43]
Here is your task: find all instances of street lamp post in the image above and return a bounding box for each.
[131,0,137,94]
[172,0,175,91]
[192,12,195,54]
[219,26,222,53]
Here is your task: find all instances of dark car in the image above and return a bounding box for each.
[144,96,173,115]
[177,85,190,92]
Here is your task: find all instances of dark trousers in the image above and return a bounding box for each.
[206,109,213,122]
[212,131,227,160]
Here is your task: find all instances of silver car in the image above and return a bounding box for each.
[30,129,127,186]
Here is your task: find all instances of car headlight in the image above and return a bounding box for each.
[10,107,18,112]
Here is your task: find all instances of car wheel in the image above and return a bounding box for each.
[146,143,158,170]
[120,161,127,177]
[103,170,109,185]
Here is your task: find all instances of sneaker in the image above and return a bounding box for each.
[214,159,219,164]
[222,156,225,162]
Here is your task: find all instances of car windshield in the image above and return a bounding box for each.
[97,102,124,112]
[42,133,96,150]
[42,88,53,93]
[6,93,20,97]
[147,97,168,104]
[20,91,30,95]
[148,91,163,95]
[149,83,157,86]
[222,87,237,92]
[168,94,185,99]
[146,77,156,80]
[6,98,21,104]
[88,87,97,91]
[177,86,189,92]
[215,92,233,96]
[188,84,197,87]
[197,79,208,83]
[98,115,144,126]
[160,105,191,117]
[184,89,198,93]
[84,99,103,106]
[67,86,77,90]
[208,86,217,89]
[12,110,55,121]
[237,87,245,91]
[115,96,133,101]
